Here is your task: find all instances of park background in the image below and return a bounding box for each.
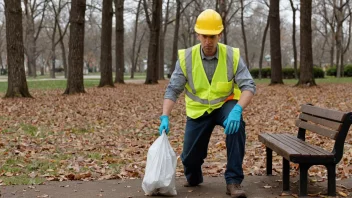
[0,0,352,197]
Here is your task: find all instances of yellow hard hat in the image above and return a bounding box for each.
[194,9,224,35]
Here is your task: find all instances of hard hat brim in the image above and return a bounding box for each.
[194,27,223,35]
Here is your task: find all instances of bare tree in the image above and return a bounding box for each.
[315,0,330,67]
[55,2,70,78]
[269,0,283,84]
[114,0,125,83]
[48,0,69,79]
[99,0,114,87]
[258,0,270,79]
[64,0,86,94]
[170,0,196,74]
[158,0,171,80]
[4,0,32,98]
[23,0,48,77]
[289,0,298,79]
[170,0,181,74]
[333,0,351,77]
[297,0,316,86]
[130,0,142,79]
[320,0,337,69]
[144,0,162,84]
[240,0,249,66]
[341,6,352,76]
[0,19,6,72]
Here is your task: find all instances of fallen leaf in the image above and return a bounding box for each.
[338,191,348,197]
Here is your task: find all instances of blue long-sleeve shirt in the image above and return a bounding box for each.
[165,45,256,102]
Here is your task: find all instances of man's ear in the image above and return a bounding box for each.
[196,33,200,41]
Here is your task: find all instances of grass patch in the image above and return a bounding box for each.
[26,160,57,173]
[51,153,72,160]
[20,123,38,137]
[1,158,23,174]
[108,163,122,174]
[0,157,60,185]
[1,128,13,134]
[255,77,352,85]
[0,79,100,93]
[88,152,102,160]
[0,175,45,185]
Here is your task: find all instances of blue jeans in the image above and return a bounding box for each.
[180,100,246,185]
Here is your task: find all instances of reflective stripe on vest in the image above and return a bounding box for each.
[183,44,237,105]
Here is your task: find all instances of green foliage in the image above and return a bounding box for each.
[313,67,325,78]
[325,65,352,77]
[282,68,296,79]
[249,68,271,78]
[344,65,352,77]
[326,67,337,76]
[250,67,324,79]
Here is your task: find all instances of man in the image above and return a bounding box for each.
[159,9,256,198]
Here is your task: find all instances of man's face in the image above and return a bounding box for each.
[197,34,221,56]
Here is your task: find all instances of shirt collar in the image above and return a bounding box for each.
[200,44,219,60]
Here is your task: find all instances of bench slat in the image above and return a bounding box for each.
[282,134,332,156]
[259,133,334,163]
[272,134,312,156]
[301,104,346,122]
[259,134,299,160]
[299,113,342,131]
[295,120,338,139]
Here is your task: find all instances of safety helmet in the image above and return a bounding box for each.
[194,9,224,35]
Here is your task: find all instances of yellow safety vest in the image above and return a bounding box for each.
[178,43,241,119]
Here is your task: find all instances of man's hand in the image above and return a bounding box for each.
[159,115,169,135]
[223,104,242,134]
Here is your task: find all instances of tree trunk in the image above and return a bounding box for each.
[64,0,86,94]
[159,31,165,80]
[269,0,283,85]
[289,0,298,79]
[4,0,32,98]
[297,0,316,86]
[24,1,36,77]
[60,38,68,78]
[342,11,352,77]
[114,0,125,84]
[130,0,142,79]
[145,0,162,84]
[99,0,114,87]
[51,51,56,78]
[219,0,227,44]
[335,26,342,77]
[50,11,57,79]
[158,0,170,80]
[170,0,181,74]
[259,14,270,80]
[135,30,146,73]
[240,0,249,67]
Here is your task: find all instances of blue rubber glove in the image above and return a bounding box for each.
[223,104,243,134]
[159,115,169,135]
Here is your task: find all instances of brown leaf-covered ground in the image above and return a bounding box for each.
[0,81,351,185]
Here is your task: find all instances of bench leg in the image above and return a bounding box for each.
[282,158,290,191]
[326,164,336,196]
[266,147,272,175]
[299,164,309,196]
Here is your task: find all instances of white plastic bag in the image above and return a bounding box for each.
[142,131,177,196]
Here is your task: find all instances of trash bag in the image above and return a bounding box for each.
[142,131,177,196]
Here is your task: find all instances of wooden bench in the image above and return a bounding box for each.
[258,104,352,197]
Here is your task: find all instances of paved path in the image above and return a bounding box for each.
[2,176,350,198]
